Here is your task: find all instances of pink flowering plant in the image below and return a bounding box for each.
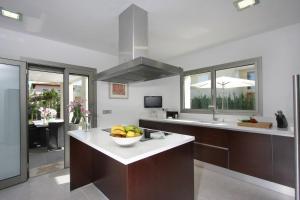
[39,107,50,119]
[69,98,90,124]
[39,107,57,119]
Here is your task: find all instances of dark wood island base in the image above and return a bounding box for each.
[70,137,194,200]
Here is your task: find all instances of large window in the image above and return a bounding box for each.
[181,57,262,115]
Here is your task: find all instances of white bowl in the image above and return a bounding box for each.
[111,135,143,146]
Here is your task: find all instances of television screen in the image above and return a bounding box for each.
[144,96,162,108]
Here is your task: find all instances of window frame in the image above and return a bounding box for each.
[180,57,263,115]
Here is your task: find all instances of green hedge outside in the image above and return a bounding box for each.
[191,93,255,110]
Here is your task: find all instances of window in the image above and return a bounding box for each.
[184,71,212,110]
[181,57,262,115]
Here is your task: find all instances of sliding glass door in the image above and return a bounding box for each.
[0,58,27,189]
[63,68,96,168]
[0,57,97,187]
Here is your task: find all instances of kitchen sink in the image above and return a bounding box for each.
[165,118,227,126]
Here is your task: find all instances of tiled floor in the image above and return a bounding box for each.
[0,165,294,200]
[29,148,64,169]
[0,169,108,200]
[194,166,293,200]
[29,148,64,177]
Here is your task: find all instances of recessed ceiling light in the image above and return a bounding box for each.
[234,0,259,11]
[0,7,22,20]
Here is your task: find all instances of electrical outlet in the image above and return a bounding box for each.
[102,110,112,114]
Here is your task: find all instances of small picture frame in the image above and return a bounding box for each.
[109,82,128,99]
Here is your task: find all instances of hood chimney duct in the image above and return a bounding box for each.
[119,4,148,63]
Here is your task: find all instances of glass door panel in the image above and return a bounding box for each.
[0,64,20,181]
[68,75,89,124]
[64,74,90,168]
[0,58,27,189]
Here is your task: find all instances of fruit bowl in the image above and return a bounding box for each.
[111,135,143,146]
[110,125,143,146]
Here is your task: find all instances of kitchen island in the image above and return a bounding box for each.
[68,128,195,200]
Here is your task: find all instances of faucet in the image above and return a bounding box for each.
[208,105,218,121]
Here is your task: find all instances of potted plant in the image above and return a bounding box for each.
[39,107,50,124]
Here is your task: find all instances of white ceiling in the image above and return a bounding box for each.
[1,0,300,60]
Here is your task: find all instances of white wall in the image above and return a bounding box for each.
[97,76,180,128]
[0,27,118,127]
[166,23,300,122]
[0,27,118,69]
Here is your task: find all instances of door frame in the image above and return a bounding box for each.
[25,58,97,168]
[0,58,27,189]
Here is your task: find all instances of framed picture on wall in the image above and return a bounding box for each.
[109,83,128,99]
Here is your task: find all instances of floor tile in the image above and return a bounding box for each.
[194,165,293,200]
[29,148,64,177]
[0,165,294,200]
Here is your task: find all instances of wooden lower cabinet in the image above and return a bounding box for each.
[140,120,229,168]
[139,120,168,132]
[272,136,295,187]
[139,119,295,188]
[228,131,273,181]
[139,120,228,147]
[194,143,229,168]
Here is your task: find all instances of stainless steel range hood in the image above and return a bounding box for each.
[96,4,183,83]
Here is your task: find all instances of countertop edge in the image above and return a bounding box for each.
[139,118,294,138]
[125,136,195,165]
[68,131,129,164]
[68,130,195,165]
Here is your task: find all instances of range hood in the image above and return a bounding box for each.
[96,4,183,83]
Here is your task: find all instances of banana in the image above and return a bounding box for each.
[111,129,126,136]
[135,132,141,137]
[126,131,135,138]
[111,125,125,132]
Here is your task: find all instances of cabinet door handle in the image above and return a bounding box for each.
[194,142,229,151]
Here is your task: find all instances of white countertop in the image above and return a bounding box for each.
[32,119,64,127]
[140,117,294,138]
[68,128,195,165]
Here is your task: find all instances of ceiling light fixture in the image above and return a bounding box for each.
[234,0,259,11]
[0,7,22,20]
